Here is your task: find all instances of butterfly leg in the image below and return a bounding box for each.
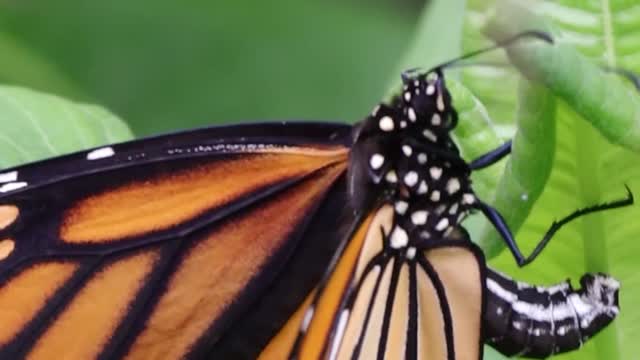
[475,186,634,267]
[468,140,512,170]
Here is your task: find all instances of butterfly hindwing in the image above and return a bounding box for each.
[285,205,486,360]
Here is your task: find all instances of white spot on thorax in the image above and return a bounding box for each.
[431,113,442,126]
[402,145,413,157]
[411,210,428,225]
[449,203,459,215]
[404,92,411,102]
[0,171,17,183]
[435,218,449,231]
[394,201,409,215]
[407,107,417,122]
[436,94,445,111]
[369,153,385,170]
[404,171,419,187]
[426,84,435,95]
[385,170,398,183]
[422,129,437,142]
[0,182,27,193]
[446,178,461,194]
[462,193,476,204]
[429,167,442,180]
[443,227,454,237]
[417,181,428,194]
[87,146,115,160]
[406,247,417,259]
[400,120,407,128]
[390,226,409,248]
[379,116,394,131]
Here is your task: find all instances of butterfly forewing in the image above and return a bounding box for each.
[0,122,353,359]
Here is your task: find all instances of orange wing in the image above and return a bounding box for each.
[0,122,354,359]
[270,205,486,360]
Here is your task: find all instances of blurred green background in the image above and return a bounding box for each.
[0,0,422,135]
[2,1,639,359]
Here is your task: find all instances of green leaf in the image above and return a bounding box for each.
[0,86,133,167]
[456,1,640,359]
[396,0,640,359]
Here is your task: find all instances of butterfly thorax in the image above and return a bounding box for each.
[348,70,477,254]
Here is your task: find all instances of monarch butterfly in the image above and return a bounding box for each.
[0,32,631,360]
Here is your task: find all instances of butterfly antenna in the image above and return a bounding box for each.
[402,30,553,80]
[601,66,640,91]
[437,30,553,70]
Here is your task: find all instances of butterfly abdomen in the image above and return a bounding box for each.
[484,268,620,358]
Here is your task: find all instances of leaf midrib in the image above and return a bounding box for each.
[600,0,616,66]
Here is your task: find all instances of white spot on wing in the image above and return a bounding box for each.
[87,147,115,160]
[0,182,27,193]
[302,307,315,331]
[0,171,17,183]
[328,310,350,360]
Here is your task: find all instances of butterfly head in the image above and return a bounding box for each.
[400,68,457,133]
[348,68,472,230]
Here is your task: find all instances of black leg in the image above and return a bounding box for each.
[476,186,634,267]
[469,140,512,170]
[601,65,640,91]
[475,200,526,265]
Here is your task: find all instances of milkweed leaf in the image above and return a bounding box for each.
[454,1,640,359]
[0,86,133,168]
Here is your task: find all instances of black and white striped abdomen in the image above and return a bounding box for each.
[484,267,620,358]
